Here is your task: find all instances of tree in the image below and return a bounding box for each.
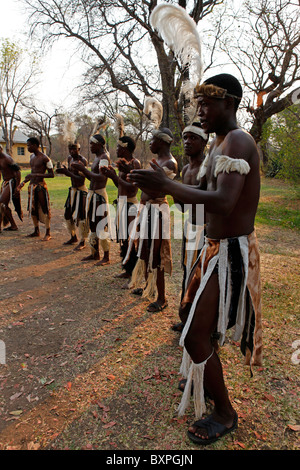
[23,0,223,146]
[14,104,60,157]
[260,104,300,183]
[0,39,39,155]
[217,0,300,150]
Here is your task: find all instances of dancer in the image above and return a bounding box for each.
[101,125,141,281]
[18,137,54,241]
[72,134,111,265]
[126,126,177,312]
[57,142,89,250]
[128,73,262,445]
[0,145,23,232]
[172,122,208,332]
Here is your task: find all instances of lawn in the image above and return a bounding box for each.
[0,172,298,451]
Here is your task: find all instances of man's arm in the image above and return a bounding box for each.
[128,159,246,216]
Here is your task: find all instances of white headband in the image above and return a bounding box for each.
[152,129,173,144]
[182,125,208,140]
[118,140,128,148]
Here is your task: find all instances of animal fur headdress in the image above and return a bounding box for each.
[194,73,243,102]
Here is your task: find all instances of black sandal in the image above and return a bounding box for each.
[187,412,238,446]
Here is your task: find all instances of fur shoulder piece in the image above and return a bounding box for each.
[214,155,250,178]
[196,154,210,181]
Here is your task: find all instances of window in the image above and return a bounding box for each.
[17,146,25,156]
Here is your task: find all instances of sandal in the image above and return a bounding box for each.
[187,412,238,446]
[146,301,168,312]
[131,288,144,296]
[171,322,184,332]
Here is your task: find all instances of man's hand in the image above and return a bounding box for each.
[100,165,116,178]
[127,159,168,194]
[71,162,85,172]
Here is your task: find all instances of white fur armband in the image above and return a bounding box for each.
[162,166,176,180]
[46,160,53,170]
[214,155,250,177]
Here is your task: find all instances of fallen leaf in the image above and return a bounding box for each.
[287,424,300,432]
[9,410,23,416]
[103,421,116,429]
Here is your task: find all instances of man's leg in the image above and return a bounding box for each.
[184,273,236,441]
[0,186,18,230]
[64,218,78,245]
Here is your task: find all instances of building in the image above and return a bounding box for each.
[0,128,31,165]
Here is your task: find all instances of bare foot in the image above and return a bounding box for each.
[74,241,86,251]
[4,226,18,231]
[41,234,52,241]
[82,254,100,261]
[94,258,110,266]
[27,231,40,238]
[63,236,78,245]
[114,272,130,279]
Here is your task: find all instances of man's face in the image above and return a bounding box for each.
[149,137,160,154]
[27,142,36,153]
[90,141,99,154]
[197,96,226,134]
[183,132,205,157]
[69,147,79,158]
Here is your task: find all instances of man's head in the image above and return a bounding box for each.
[150,127,173,154]
[90,134,105,153]
[117,136,136,158]
[194,74,243,134]
[27,137,40,152]
[68,142,80,157]
[182,122,208,158]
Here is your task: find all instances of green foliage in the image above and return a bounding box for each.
[261,105,300,184]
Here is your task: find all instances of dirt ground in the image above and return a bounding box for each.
[0,207,299,452]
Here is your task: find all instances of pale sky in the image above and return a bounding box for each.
[0,0,83,111]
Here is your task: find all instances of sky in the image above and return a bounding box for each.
[0,0,83,111]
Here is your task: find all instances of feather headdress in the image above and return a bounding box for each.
[150,3,203,83]
[92,117,109,135]
[63,118,77,144]
[143,96,163,129]
[114,113,125,139]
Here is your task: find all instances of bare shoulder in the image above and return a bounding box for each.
[223,128,258,162]
[80,155,88,166]
[132,158,141,169]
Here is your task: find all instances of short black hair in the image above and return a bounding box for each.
[27,137,40,146]
[204,73,243,110]
[119,136,136,152]
[91,134,105,145]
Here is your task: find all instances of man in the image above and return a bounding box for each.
[100,135,141,281]
[0,145,23,232]
[57,142,89,251]
[127,128,178,312]
[172,122,208,332]
[18,137,54,241]
[127,74,262,445]
[71,134,111,266]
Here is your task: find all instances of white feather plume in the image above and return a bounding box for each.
[63,118,77,144]
[114,113,125,138]
[143,96,163,129]
[150,3,203,82]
